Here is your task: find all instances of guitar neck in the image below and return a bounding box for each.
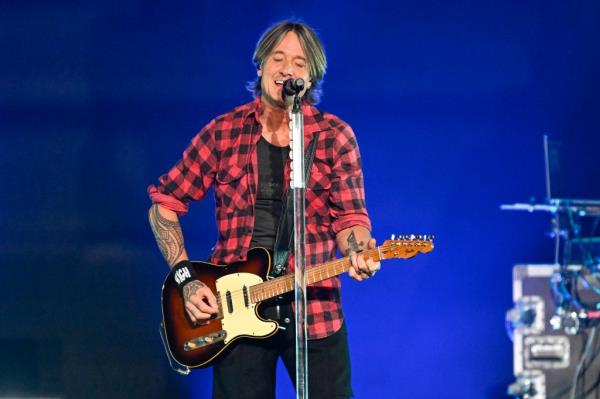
[249,248,382,303]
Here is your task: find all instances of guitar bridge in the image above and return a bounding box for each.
[184,330,227,351]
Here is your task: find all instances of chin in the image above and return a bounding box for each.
[264,93,286,109]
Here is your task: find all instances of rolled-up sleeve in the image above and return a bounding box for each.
[147,120,218,215]
[329,124,371,234]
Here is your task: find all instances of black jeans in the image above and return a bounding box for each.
[212,298,353,399]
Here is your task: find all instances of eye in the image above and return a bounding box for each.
[295,62,306,69]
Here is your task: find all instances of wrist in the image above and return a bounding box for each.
[171,260,197,296]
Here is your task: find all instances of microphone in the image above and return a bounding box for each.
[282,78,305,100]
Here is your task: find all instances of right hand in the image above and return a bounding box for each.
[182,280,219,325]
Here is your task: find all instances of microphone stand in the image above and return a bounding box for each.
[289,93,308,399]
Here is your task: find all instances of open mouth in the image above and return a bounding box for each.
[275,80,284,86]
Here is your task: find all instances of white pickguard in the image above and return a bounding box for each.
[216,273,278,344]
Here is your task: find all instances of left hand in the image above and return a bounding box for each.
[348,238,381,282]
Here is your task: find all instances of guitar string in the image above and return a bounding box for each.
[212,256,357,305]
[206,242,430,305]
[203,242,431,320]
[212,242,430,304]
[211,249,379,305]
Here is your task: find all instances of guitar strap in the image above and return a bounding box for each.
[271,132,320,278]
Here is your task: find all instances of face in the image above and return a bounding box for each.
[258,31,312,109]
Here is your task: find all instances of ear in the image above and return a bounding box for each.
[257,68,262,77]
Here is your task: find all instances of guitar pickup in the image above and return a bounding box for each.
[184,330,227,351]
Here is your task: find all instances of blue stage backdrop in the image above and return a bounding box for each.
[1,1,599,398]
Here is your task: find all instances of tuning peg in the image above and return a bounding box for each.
[390,234,395,240]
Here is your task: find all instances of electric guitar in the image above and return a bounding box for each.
[160,236,434,370]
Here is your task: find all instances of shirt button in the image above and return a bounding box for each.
[284,317,291,324]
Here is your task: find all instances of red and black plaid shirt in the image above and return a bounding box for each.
[148,97,371,339]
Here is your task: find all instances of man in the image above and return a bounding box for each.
[148,20,379,399]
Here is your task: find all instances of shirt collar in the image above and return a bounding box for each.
[247,96,332,138]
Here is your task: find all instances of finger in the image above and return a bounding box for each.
[354,253,370,276]
[185,301,212,321]
[186,309,209,326]
[185,308,196,323]
[368,237,377,249]
[366,258,380,274]
[349,251,359,273]
[356,255,372,276]
[203,289,219,311]
[196,299,217,315]
[348,267,364,282]
[191,288,219,313]
[185,302,201,322]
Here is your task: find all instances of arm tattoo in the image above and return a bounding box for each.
[148,204,185,266]
[183,280,206,302]
[347,231,365,254]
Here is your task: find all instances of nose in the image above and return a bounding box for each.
[281,60,293,77]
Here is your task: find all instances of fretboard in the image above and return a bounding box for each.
[249,248,382,303]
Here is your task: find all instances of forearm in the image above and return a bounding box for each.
[336,226,372,255]
[148,203,189,268]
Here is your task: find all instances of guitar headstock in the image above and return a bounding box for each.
[379,234,435,260]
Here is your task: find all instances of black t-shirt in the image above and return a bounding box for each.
[249,136,289,249]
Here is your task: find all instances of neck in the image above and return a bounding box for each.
[260,97,291,133]
[249,248,382,303]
